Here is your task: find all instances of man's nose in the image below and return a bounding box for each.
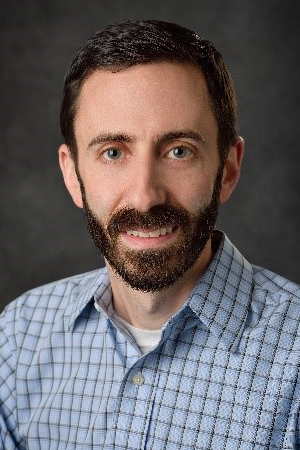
[126,157,167,212]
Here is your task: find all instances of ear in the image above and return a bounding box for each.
[219,136,244,204]
[58,144,83,208]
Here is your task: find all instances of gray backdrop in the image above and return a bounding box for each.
[1,0,300,312]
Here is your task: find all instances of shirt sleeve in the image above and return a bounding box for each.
[0,308,24,450]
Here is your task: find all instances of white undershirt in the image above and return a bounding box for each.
[116,315,162,354]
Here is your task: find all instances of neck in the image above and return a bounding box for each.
[106,238,213,330]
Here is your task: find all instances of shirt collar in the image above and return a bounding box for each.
[68,231,254,352]
[188,231,253,352]
[67,268,111,329]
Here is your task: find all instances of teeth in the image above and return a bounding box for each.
[149,229,161,237]
[126,226,174,238]
[139,231,150,237]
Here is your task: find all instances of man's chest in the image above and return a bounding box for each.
[17,324,299,449]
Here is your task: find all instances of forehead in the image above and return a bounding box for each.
[74,62,217,142]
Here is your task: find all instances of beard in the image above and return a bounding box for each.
[76,167,222,292]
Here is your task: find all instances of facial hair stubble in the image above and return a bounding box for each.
[76,166,222,292]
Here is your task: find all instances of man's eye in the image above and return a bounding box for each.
[167,146,192,159]
[102,148,123,160]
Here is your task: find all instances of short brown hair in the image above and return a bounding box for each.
[60,20,238,164]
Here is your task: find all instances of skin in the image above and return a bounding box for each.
[59,62,244,330]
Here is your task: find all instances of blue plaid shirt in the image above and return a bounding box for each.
[1,232,300,449]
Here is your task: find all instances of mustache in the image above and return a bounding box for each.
[107,204,190,236]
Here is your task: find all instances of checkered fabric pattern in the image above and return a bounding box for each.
[1,231,300,449]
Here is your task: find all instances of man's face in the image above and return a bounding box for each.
[62,62,234,291]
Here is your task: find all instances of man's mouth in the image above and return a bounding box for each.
[125,226,174,238]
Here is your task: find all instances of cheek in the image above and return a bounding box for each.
[172,174,216,212]
[82,172,126,220]
[87,189,116,217]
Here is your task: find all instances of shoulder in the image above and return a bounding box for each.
[252,265,300,298]
[249,265,300,340]
[2,268,106,313]
[0,268,107,350]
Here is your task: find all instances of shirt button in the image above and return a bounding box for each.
[133,372,144,386]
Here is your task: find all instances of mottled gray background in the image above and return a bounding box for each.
[1,0,299,312]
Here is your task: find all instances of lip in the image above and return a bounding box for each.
[120,227,178,250]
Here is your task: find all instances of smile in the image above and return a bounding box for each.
[126,226,174,238]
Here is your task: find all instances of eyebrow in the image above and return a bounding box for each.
[87,133,133,150]
[157,130,206,146]
[87,129,206,150]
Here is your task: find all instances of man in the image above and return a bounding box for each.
[0,20,299,449]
